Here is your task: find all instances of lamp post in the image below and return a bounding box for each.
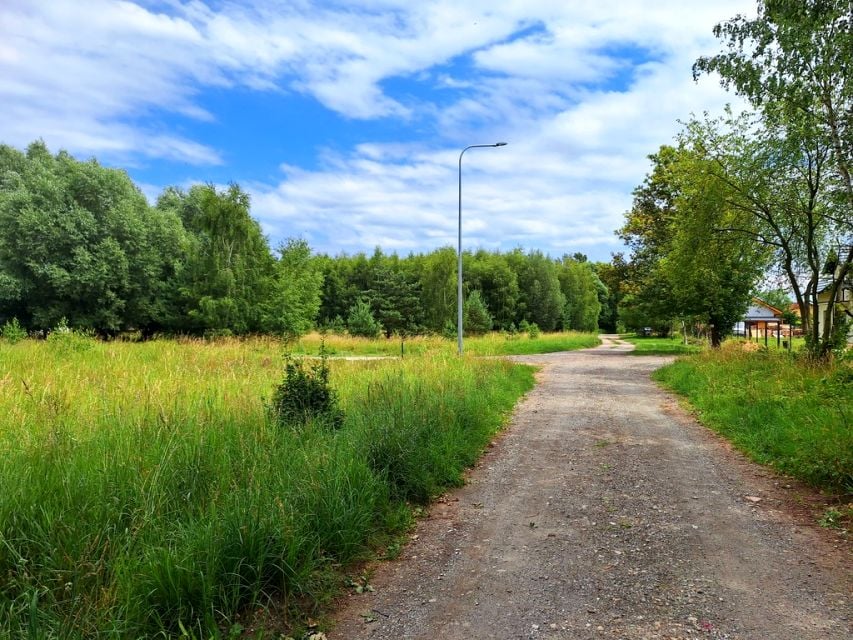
[458,142,507,356]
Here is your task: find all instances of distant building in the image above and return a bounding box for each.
[816,271,853,343]
[734,297,787,345]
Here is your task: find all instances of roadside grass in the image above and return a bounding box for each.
[0,337,535,637]
[622,334,703,356]
[290,330,599,357]
[653,345,852,496]
[460,331,599,355]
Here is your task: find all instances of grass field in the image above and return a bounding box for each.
[289,330,599,357]
[622,334,703,355]
[654,344,852,495]
[0,336,535,637]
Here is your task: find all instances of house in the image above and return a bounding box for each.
[734,297,787,346]
[816,275,853,343]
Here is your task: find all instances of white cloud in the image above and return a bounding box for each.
[1,0,756,257]
[245,0,753,260]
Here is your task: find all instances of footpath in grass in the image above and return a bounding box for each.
[654,344,852,496]
[289,330,599,357]
[0,337,535,638]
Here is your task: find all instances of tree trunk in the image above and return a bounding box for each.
[710,324,722,348]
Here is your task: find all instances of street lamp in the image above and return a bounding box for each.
[458,142,507,356]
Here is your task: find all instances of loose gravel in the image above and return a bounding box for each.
[330,336,851,639]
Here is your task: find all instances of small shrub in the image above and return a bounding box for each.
[463,290,493,335]
[321,315,347,334]
[1,318,27,343]
[519,320,541,338]
[347,299,382,338]
[46,318,96,353]
[268,347,344,430]
[442,319,457,339]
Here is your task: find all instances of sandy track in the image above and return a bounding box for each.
[330,336,851,639]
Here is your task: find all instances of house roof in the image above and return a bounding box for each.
[746,296,784,318]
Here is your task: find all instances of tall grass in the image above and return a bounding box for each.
[622,334,703,355]
[654,345,852,494]
[0,337,534,637]
[289,330,599,357]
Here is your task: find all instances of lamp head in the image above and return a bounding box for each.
[495,142,507,146]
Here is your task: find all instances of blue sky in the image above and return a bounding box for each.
[0,0,751,261]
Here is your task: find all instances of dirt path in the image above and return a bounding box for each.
[330,336,851,639]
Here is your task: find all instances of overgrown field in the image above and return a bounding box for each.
[654,346,852,495]
[0,337,535,637]
[289,330,599,357]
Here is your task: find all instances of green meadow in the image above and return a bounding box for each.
[0,335,540,637]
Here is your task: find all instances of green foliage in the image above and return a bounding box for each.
[263,239,324,339]
[465,250,520,330]
[463,290,493,335]
[594,256,628,332]
[0,141,186,334]
[46,317,96,353]
[365,265,423,337]
[758,289,798,325]
[619,143,768,345]
[694,0,853,357]
[347,299,382,338]
[269,349,344,430]
[0,317,25,343]
[519,319,541,339]
[511,250,565,331]
[163,184,275,335]
[558,257,602,331]
[655,347,852,493]
[0,141,609,342]
[416,246,457,331]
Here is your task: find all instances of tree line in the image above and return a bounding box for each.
[616,0,851,356]
[0,141,609,339]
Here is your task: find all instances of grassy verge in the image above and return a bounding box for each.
[460,331,599,355]
[289,330,599,357]
[0,337,535,637]
[653,345,852,495]
[622,334,703,356]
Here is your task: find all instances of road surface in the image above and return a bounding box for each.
[330,336,851,639]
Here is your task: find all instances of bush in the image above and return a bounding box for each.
[46,318,96,353]
[463,290,493,335]
[347,299,382,338]
[268,348,344,430]
[442,318,457,339]
[1,318,26,343]
[519,320,540,339]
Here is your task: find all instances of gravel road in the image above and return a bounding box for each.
[330,336,851,639]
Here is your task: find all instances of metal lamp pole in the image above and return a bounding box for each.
[458,142,507,356]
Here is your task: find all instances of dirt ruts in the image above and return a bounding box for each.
[330,336,851,639]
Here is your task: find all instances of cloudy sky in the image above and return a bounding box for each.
[0,0,752,261]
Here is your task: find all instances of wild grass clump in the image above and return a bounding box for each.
[0,338,534,637]
[268,349,344,430]
[654,346,852,494]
